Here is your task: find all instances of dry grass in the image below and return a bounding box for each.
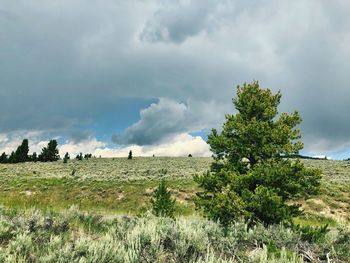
[0,157,349,224]
[297,160,350,224]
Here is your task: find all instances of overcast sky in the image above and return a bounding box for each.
[1,0,350,158]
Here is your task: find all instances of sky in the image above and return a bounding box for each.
[1,0,350,159]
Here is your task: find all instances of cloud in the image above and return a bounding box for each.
[112,97,230,145]
[68,130,95,144]
[0,131,210,158]
[139,0,223,43]
[59,138,106,157]
[0,8,17,21]
[0,0,350,156]
[0,131,47,154]
[98,133,210,157]
[113,98,193,145]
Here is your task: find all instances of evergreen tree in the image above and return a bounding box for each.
[31,152,38,162]
[8,151,16,163]
[128,150,133,160]
[14,139,29,163]
[76,153,83,161]
[63,152,70,163]
[39,140,59,162]
[0,152,7,163]
[151,180,176,218]
[194,81,321,226]
[84,153,92,160]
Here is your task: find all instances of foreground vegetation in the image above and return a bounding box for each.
[0,206,349,262]
[0,157,349,262]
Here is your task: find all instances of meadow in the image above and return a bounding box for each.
[0,157,349,262]
[0,157,211,215]
[0,158,349,220]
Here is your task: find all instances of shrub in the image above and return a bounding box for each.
[291,223,329,243]
[333,226,350,260]
[151,180,176,218]
[0,207,348,262]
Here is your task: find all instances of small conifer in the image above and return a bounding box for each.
[151,180,176,218]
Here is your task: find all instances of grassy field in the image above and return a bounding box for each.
[0,157,349,222]
[0,157,349,262]
[0,157,211,215]
[297,159,350,225]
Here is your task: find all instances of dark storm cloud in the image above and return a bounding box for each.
[139,0,220,43]
[1,0,350,155]
[0,8,17,21]
[68,130,94,144]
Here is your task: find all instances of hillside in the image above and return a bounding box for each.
[0,158,349,224]
[0,158,350,262]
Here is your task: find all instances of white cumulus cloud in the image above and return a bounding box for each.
[86,133,210,157]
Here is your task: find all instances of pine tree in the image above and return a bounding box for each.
[76,153,83,161]
[151,180,176,218]
[31,152,38,162]
[8,151,16,163]
[194,81,321,226]
[39,140,59,162]
[128,150,133,160]
[14,139,29,163]
[63,152,70,163]
[0,152,7,163]
[84,153,92,160]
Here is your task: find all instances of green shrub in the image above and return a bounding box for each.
[150,180,176,218]
[332,226,350,260]
[292,223,329,243]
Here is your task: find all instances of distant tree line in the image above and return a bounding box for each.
[283,154,328,160]
[0,139,59,164]
[75,153,93,161]
[0,141,193,165]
